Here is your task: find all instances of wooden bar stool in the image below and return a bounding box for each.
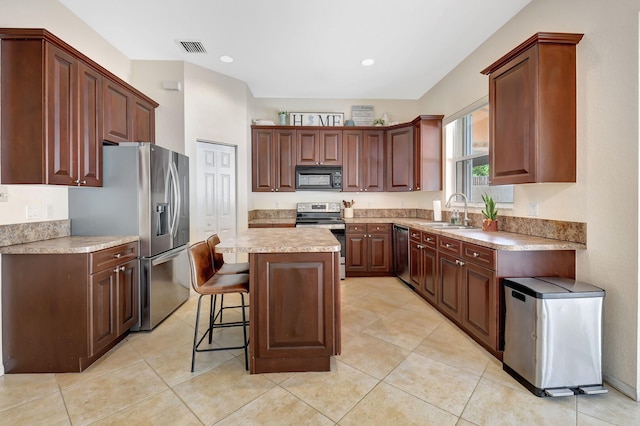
[187,241,249,372]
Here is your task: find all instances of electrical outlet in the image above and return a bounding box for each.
[527,202,538,217]
[275,200,280,208]
[46,203,54,219]
[26,205,40,220]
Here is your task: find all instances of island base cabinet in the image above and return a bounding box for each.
[250,252,340,374]
[1,243,138,373]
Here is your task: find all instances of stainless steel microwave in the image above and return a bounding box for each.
[295,166,342,191]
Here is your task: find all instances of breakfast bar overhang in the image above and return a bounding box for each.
[216,228,341,374]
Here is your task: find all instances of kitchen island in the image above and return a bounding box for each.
[216,228,341,374]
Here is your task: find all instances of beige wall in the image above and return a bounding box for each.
[419,0,639,399]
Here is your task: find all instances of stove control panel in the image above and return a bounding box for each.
[296,202,341,213]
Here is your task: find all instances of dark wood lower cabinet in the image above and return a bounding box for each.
[409,232,576,359]
[249,251,340,373]
[346,223,392,277]
[2,242,138,373]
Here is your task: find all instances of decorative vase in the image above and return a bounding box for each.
[344,208,354,219]
[482,219,498,232]
[278,114,287,125]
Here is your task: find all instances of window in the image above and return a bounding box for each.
[445,99,513,205]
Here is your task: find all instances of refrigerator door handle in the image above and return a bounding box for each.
[150,246,186,266]
[167,161,181,237]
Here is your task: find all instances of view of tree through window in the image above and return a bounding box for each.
[446,103,513,204]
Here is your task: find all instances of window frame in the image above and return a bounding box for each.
[444,96,513,210]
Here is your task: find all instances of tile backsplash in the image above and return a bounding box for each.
[249,208,586,244]
[0,220,70,248]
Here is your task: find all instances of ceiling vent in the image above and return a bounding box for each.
[177,40,207,53]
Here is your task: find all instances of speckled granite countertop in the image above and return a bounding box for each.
[345,218,586,251]
[216,228,340,253]
[0,236,139,254]
[249,218,296,226]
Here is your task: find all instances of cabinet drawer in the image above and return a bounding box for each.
[367,223,390,234]
[91,242,138,274]
[409,228,422,241]
[421,231,437,249]
[438,236,461,256]
[462,242,495,269]
[346,224,366,233]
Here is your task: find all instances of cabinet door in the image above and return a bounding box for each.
[89,268,117,357]
[386,126,414,191]
[409,239,423,292]
[103,79,131,143]
[132,96,155,143]
[368,233,391,273]
[489,47,537,184]
[253,252,335,359]
[415,117,443,191]
[438,253,463,322]
[77,62,103,187]
[46,44,77,185]
[117,259,139,334]
[342,130,362,191]
[252,129,275,191]
[363,130,385,192]
[422,247,438,304]
[275,129,297,191]
[462,262,496,348]
[297,130,319,165]
[345,234,367,272]
[319,130,342,165]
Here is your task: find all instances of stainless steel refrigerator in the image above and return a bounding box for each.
[69,143,190,331]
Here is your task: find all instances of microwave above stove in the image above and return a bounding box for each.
[295,166,342,191]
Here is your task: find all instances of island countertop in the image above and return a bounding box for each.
[0,236,139,254]
[216,228,340,253]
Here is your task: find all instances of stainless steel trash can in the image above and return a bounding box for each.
[503,277,607,397]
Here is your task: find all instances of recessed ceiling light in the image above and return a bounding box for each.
[361,58,375,66]
[220,55,234,63]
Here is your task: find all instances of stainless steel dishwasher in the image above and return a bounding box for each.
[393,225,410,284]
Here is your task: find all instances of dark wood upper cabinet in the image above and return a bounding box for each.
[386,125,414,191]
[296,129,342,165]
[481,32,583,185]
[342,129,384,192]
[251,128,296,192]
[412,115,443,191]
[0,28,158,186]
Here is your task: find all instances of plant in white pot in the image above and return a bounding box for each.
[481,193,499,231]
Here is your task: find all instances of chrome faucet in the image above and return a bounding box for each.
[446,193,470,226]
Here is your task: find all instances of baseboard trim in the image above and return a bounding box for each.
[603,373,639,401]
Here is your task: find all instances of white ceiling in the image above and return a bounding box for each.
[59,0,530,100]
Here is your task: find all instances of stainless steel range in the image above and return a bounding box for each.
[295,202,346,279]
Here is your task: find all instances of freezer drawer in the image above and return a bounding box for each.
[134,246,190,331]
[503,277,606,397]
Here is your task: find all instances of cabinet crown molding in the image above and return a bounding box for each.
[481,32,584,75]
[0,28,158,107]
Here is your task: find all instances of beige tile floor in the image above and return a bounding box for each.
[1,276,639,425]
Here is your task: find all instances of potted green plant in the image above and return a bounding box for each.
[278,110,288,125]
[481,193,499,231]
[372,118,385,126]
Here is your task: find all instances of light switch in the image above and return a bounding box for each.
[527,202,538,217]
[0,185,8,202]
[26,205,40,220]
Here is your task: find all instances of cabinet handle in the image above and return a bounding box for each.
[364,189,368,191]
[120,266,126,272]
[275,188,279,192]
[472,252,480,257]
[445,243,452,248]
[114,253,122,258]
[456,260,465,266]
[425,237,432,242]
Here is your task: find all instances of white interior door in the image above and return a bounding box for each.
[195,141,237,259]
